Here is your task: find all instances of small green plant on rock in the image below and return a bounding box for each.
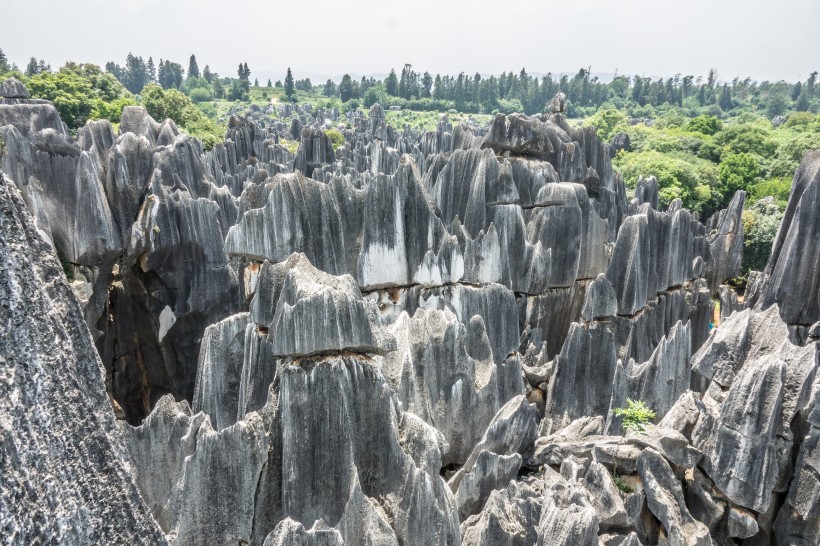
[611,473,633,494]
[611,398,656,494]
[61,259,75,282]
[614,398,656,433]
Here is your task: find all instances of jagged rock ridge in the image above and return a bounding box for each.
[2,75,818,545]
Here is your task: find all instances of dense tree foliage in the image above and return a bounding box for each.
[25,57,50,76]
[158,60,184,90]
[306,65,820,121]
[12,63,135,128]
[741,197,784,278]
[139,83,223,149]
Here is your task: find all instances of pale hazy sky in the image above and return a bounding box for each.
[3,0,818,83]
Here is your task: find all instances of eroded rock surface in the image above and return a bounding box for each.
[9,79,820,545]
[0,173,166,544]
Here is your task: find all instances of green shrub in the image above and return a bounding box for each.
[139,83,224,150]
[585,109,628,141]
[742,198,784,276]
[718,152,762,200]
[324,129,345,150]
[188,87,214,103]
[89,96,137,123]
[613,399,656,433]
[22,63,132,129]
[611,473,633,494]
[713,124,777,157]
[749,177,792,207]
[686,115,722,135]
[280,139,299,154]
[614,149,718,213]
[784,112,816,129]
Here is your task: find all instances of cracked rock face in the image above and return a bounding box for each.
[8,78,820,546]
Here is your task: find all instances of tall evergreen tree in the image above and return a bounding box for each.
[25,57,41,76]
[807,72,818,98]
[123,53,149,93]
[385,69,399,96]
[147,57,156,82]
[202,65,213,83]
[284,67,295,100]
[433,74,444,100]
[795,89,810,111]
[0,48,9,73]
[421,72,433,99]
[339,74,354,102]
[212,78,224,99]
[791,81,803,101]
[267,79,272,88]
[718,85,733,111]
[631,75,645,105]
[188,55,200,79]
[158,60,184,89]
[323,79,336,97]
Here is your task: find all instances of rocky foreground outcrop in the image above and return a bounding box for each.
[2,76,818,545]
[0,173,166,544]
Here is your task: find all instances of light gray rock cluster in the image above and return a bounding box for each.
[9,78,820,545]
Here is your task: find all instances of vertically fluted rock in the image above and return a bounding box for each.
[753,149,820,327]
[686,305,817,513]
[0,173,166,544]
[606,320,692,433]
[633,176,658,209]
[774,362,820,545]
[226,172,358,275]
[294,127,336,177]
[193,312,251,431]
[637,449,711,546]
[705,190,745,294]
[543,322,618,433]
[358,158,450,288]
[104,132,154,241]
[383,309,508,464]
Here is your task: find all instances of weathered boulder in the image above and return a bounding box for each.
[637,448,711,546]
[453,450,522,520]
[543,322,618,433]
[461,478,543,546]
[0,77,30,99]
[536,466,598,546]
[610,132,631,154]
[580,273,617,321]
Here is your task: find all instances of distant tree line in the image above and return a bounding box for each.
[326,65,820,118]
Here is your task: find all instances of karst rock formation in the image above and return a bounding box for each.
[1,76,819,545]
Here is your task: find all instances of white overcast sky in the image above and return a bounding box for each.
[2,0,818,82]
